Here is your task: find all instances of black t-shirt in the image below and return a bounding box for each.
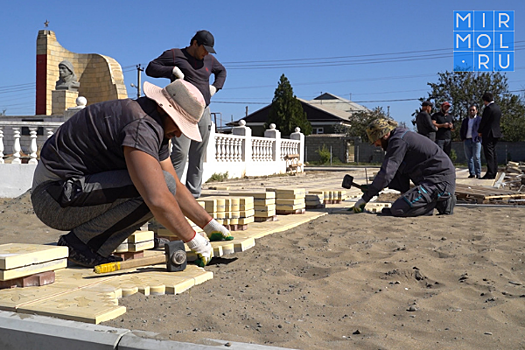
[146,48,227,107]
[431,111,453,140]
[40,97,169,180]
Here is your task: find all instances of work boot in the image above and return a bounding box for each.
[436,194,456,215]
[58,232,122,268]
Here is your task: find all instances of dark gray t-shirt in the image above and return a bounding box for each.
[39,97,169,181]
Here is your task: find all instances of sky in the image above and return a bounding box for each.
[0,0,523,130]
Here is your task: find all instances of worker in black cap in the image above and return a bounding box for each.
[431,101,455,157]
[416,101,437,141]
[146,30,227,199]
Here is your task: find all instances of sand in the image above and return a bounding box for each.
[1,169,524,350]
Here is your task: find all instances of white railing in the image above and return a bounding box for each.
[0,121,63,165]
[0,118,305,198]
[214,133,244,162]
[252,137,274,162]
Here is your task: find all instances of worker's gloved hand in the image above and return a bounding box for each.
[352,198,367,213]
[204,219,234,241]
[186,232,212,267]
[209,85,217,96]
[172,66,185,80]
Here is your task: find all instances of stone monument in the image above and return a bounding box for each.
[55,60,80,91]
[52,60,79,114]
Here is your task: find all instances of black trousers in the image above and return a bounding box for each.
[482,137,499,177]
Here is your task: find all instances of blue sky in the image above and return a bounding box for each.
[0,0,523,129]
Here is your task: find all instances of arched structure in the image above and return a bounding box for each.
[36,30,128,115]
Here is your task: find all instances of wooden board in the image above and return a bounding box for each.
[455,183,525,203]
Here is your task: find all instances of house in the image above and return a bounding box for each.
[229,92,369,136]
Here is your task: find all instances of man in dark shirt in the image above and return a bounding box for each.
[416,101,437,141]
[478,92,502,179]
[352,118,456,217]
[431,101,454,156]
[31,80,233,268]
[146,30,227,198]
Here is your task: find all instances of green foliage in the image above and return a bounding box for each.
[316,144,331,164]
[449,149,457,163]
[206,172,229,183]
[266,74,312,136]
[413,71,525,141]
[334,106,392,142]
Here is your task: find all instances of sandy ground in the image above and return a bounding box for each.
[1,169,525,350]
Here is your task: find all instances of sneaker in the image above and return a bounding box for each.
[468,174,475,178]
[476,175,482,179]
[58,233,122,268]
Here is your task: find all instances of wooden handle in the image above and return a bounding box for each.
[94,254,166,274]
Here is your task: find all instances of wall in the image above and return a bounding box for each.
[0,121,304,198]
[451,141,525,164]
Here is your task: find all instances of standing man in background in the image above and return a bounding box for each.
[432,101,454,157]
[460,104,482,179]
[478,92,502,179]
[416,101,437,141]
[146,30,227,198]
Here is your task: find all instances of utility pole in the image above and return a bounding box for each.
[130,64,144,99]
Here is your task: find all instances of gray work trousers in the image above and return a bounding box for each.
[31,170,177,257]
[170,106,211,199]
[390,180,456,217]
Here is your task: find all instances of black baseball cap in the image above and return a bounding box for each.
[422,101,433,107]
[192,30,216,54]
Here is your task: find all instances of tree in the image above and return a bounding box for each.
[413,71,525,141]
[266,74,312,136]
[335,106,392,142]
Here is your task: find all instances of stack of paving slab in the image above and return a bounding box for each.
[198,196,255,231]
[0,244,68,289]
[113,230,155,260]
[306,189,347,208]
[267,188,306,214]
[232,191,277,222]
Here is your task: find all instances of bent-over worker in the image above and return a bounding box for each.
[352,118,456,217]
[31,79,232,268]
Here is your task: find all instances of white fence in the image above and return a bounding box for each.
[0,119,304,198]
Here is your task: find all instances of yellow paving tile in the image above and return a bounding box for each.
[128,230,154,243]
[0,243,68,270]
[0,259,67,281]
[0,209,326,325]
[17,289,126,324]
[276,198,306,205]
[267,188,306,198]
[128,240,154,252]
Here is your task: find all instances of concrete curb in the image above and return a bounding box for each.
[0,310,296,350]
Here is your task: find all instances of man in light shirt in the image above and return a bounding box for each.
[459,105,482,179]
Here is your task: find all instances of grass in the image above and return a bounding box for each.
[205,172,229,183]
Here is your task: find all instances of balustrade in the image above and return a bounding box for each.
[213,134,244,162]
[0,121,62,164]
[1,118,305,198]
